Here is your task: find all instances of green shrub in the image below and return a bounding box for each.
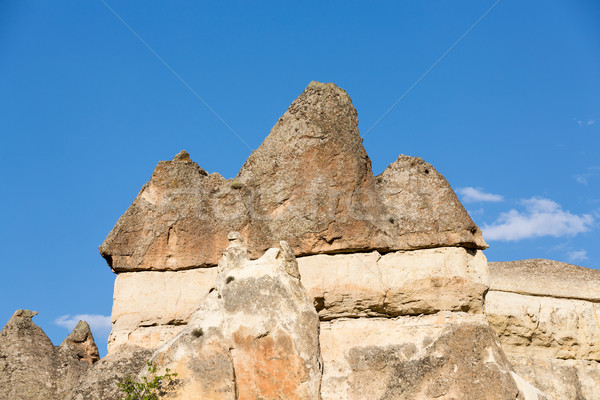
[230,180,243,189]
[117,361,178,400]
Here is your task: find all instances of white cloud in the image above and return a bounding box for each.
[574,166,600,185]
[568,250,588,263]
[457,187,504,203]
[482,197,594,241]
[576,119,596,127]
[574,175,589,185]
[55,314,112,335]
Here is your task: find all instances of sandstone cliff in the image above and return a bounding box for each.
[486,259,600,400]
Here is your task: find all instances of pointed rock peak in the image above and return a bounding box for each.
[238,81,362,178]
[277,81,358,141]
[1,309,54,352]
[64,321,93,343]
[12,309,38,320]
[377,154,487,249]
[301,80,353,108]
[60,321,100,364]
[101,83,487,272]
[173,149,192,162]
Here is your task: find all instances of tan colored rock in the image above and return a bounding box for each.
[489,259,600,301]
[508,356,600,400]
[108,247,488,350]
[67,344,153,400]
[100,82,486,272]
[59,320,100,364]
[485,290,600,361]
[149,233,322,400]
[375,154,486,250]
[298,247,489,319]
[319,312,544,400]
[0,310,99,400]
[108,268,218,352]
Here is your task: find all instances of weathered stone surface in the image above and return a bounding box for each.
[485,290,600,361]
[108,268,218,352]
[489,259,600,301]
[375,154,485,250]
[67,344,153,400]
[0,310,99,400]
[108,247,488,351]
[485,259,600,400]
[148,233,322,399]
[319,312,545,400]
[299,247,489,319]
[59,320,100,364]
[100,82,486,272]
[508,356,600,400]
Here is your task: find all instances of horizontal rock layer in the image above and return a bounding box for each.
[299,247,488,319]
[485,291,600,361]
[108,268,217,352]
[489,259,600,301]
[108,247,489,352]
[486,259,600,400]
[100,82,486,272]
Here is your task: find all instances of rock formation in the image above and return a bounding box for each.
[67,344,153,400]
[486,259,600,400]
[3,82,598,399]
[100,82,486,273]
[0,310,99,400]
[146,232,322,399]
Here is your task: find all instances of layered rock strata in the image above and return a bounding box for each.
[100,82,486,273]
[0,310,99,400]
[108,247,489,352]
[96,82,556,399]
[485,259,600,400]
[147,233,322,400]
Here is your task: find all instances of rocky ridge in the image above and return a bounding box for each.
[100,82,486,273]
[0,310,99,400]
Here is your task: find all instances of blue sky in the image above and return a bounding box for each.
[1,1,598,357]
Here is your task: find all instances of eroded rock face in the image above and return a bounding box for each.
[108,268,218,352]
[485,291,600,361]
[0,310,99,400]
[67,345,153,400]
[148,233,322,400]
[108,246,489,351]
[60,320,100,364]
[299,247,489,319]
[100,82,486,272]
[508,356,600,400]
[319,313,544,400]
[485,259,600,400]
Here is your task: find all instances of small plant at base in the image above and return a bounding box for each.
[117,361,178,400]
